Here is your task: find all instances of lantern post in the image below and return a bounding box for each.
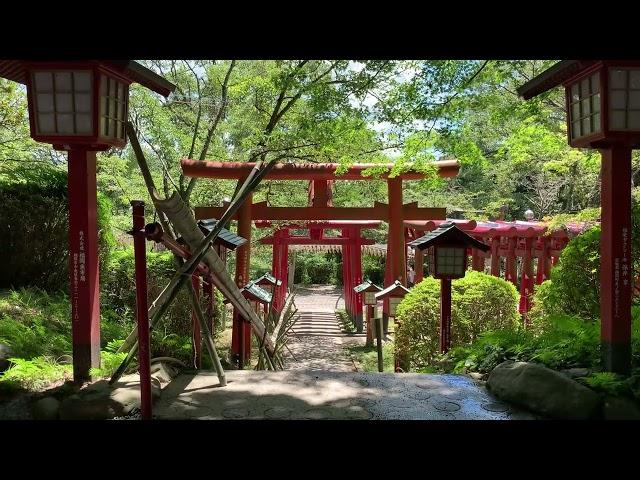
[0,61,174,382]
[518,60,640,375]
[408,222,490,354]
[375,280,411,371]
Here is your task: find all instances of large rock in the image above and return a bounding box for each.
[487,361,602,419]
[603,396,640,420]
[0,344,13,373]
[150,362,179,386]
[32,397,60,420]
[59,376,161,420]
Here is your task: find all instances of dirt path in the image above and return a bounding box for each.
[284,285,365,371]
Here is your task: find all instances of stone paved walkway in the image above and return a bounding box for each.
[284,285,365,371]
[153,370,537,420]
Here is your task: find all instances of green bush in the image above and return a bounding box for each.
[530,227,601,320]
[294,252,340,285]
[394,271,520,370]
[446,308,640,375]
[363,255,385,286]
[0,164,114,291]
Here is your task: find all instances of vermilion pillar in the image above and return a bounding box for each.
[505,236,517,285]
[471,247,484,272]
[600,147,632,375]
[536,237,551,284]
[414,229,424,283]
[342,228,352,320]
[385,178,406,333]
[439,278,452,353]
[191,275,202,369]
[382,241,393,333]
[232,192,252,366]
[68,149,100,382]
[519,237,534,319]
[352,227,363,332]
[271,231,282,313]
[490,237,500,276]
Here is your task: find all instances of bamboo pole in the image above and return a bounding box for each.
[187,281,226,386]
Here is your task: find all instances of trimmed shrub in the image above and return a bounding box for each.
[0,165,114,291]
[394,271,520,370]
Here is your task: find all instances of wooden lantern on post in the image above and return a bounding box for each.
[408,222,489,354]
[254,272,282,296]
[0,60,175,383]
[518,60,640,375]
[354,280,382,349]
[375,280,411,372]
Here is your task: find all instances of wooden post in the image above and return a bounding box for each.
[271,231,283,313]
[519,237,534,319]
[490,237,500,276]
[352,227,363,332]
[366,304,374,347]
[232,191,252,366]
[600,147,632,375]
[376,313,384,373]
[440,278,452,353]
[203,277,216,334]
[191,275,202,369]
[536,236,551,284]
[505,236,518,285]
[414,229,425,283]
[131,200,152,420]
[68,148,101,382]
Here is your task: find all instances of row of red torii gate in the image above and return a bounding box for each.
[181,159,591,364]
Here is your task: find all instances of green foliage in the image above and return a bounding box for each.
[1,356,72,391]
[531,227,601,320]
[362,255,385,286]
[447,309,640,375]
[0,164,114,291]
[579,372,631,397]
[335,309,356,334]
[0,288,72,359]
[347,342,395,373]
[294,252,341,285]
[394,271,520,370]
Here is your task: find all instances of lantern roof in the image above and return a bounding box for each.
[375,280,411,300]
[254,272,282,287]
[516,60,598,99]
[241,281,272,305]
[0,60,175,97]
[354,279,382,294]
[408,222,490,251]
[197,219,247,250]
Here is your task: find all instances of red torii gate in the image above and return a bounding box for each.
[405,218,593,318]
[182,159,459,364]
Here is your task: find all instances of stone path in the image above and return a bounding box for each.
[284,285,365,371]
[153,370,537,420]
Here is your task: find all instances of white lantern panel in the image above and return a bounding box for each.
[630,70,640,90]
[610,91,627,110]
[75,114,92,134]
[592,93,601,112]
[571,83,579,102]
[582,117,591,136]
[54,72,72,92]
[364,291,376,305]
[56,114,74,134]
[34,72,53,91]
[55,93,73,113]
[591,72,600,92]
[593,113,601,132]
[629,91,640,109]
[611,111,626,130]
[75,93,91,113]
[389,297,402,317]
[38,113,55,133]
[629,111,640,130]
[74,72,92,92]
[610,69,627,89]
[36,93,54,113]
